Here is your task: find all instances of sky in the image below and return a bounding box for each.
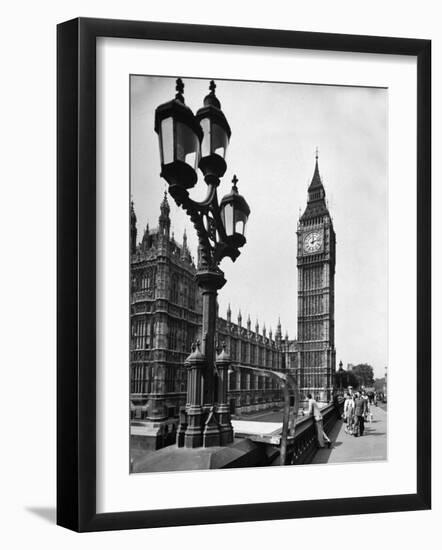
[130,75,388,379]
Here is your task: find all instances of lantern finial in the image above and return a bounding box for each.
[175,78,185,103]
[232,174,238,191]
[203,80,221,109]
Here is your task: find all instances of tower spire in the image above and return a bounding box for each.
[159,191,171,236]
[130,200,137,254]
[227,303,232,323]
[300,150,330,221]
[276,317,282,341]
[308,148,323,193]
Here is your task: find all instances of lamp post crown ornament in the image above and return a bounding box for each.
[216,340,230,363]
[175,77,185,103]
[203,80,221,109]
[187,339,205,363]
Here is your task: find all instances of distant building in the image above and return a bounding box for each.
[130,155,336,449]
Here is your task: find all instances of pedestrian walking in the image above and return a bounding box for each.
[307,393,332,448]
[361,390,372,423]
[353,392,368,436]
[343,392,355,434]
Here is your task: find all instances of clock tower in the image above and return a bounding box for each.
[296,152,336,403]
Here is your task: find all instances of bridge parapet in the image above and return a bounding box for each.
[233,399,343,465]
[290,401,342,464]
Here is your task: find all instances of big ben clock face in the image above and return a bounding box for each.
[303,231,323,253]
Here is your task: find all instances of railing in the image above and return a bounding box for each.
[233,398,344,466]
[289,401,342,464]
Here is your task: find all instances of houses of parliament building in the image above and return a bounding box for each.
[130,156,336,449]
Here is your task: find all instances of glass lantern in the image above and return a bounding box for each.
[220,176,250,249]
[196,81,231,180]
[154,79,203,190]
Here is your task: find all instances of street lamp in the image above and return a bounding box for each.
[196,80,231,180]
[220,175,250,249]
[338,360,344,393]
[154,79,251,448]
[154,78,203,191]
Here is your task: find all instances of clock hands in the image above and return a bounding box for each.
[305,232,322,251]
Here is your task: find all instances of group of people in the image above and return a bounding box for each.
[342,389,372,437]
[307,387,376,449]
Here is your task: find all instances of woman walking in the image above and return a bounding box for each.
[343,392,355,435]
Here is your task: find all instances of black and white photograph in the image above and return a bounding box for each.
[0,1,434,543]
[129,75,388,473]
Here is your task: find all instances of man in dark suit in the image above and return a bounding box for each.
[353,392,367,437]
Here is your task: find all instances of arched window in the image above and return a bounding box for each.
[170,273,179,303]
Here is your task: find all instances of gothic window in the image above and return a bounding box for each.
[132,318,146,350]
[165,366,175,393]
[251,345,256,365]
[188,285,196,310]
[241,342,246,363]
[182,284,188,308]
[229,371,236,391]
[170,273,179,304]
[231,339,237,361]
[139,268,156,292]
[168,320,179,350]
[240,371,247,390]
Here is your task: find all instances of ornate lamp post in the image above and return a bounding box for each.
[155,79,250,448]
[338,360,344,394]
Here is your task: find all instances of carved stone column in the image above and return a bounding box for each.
[215,344,234,445]
[184,342,205,448]
[195,268,226,447]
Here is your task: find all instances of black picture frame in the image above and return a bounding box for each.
[57,17,431,532]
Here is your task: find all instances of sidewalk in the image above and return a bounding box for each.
[311,405,387,464]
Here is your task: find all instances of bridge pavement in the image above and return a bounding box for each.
[312,404,387,464]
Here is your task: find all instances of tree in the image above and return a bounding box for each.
[374,377,385,392]
[334,368,360,390]
[351,363,374,388]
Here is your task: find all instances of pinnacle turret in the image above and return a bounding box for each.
[227,303,232,323]
[130,200,137,254]
[159,191,171,236]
